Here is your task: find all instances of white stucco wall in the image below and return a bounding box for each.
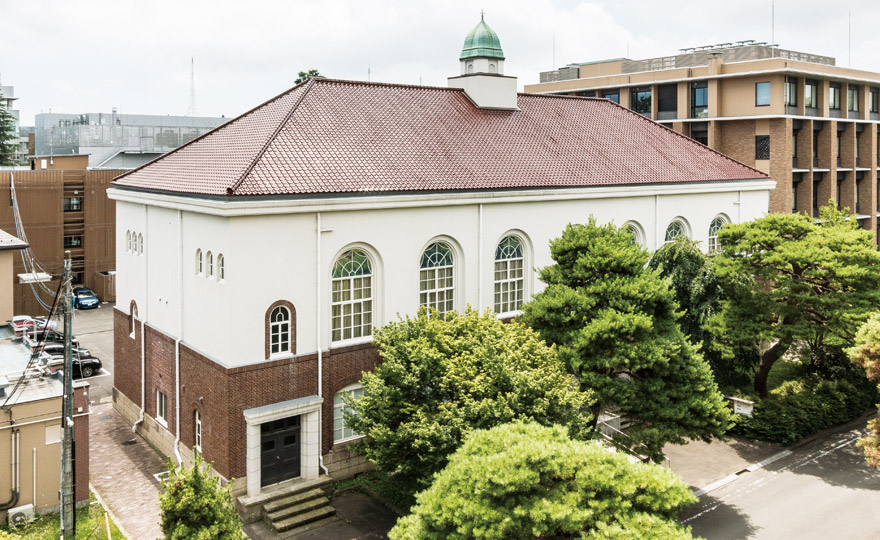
[111,181,772,369]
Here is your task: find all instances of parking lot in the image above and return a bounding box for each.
[70,302,115,405]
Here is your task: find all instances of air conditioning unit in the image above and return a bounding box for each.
[8,504,35,527]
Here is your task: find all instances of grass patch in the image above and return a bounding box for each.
[0,491,125,539]
[334,470,416,513]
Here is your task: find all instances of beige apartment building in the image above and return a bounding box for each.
[525,42,880,237]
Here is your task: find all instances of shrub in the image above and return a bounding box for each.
[732,376,876,444]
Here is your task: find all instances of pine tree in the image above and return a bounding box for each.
[0,93,19,166]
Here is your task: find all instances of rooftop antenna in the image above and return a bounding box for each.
[368,56,371,82]
[187,57,198,116]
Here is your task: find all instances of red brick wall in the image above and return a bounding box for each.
[114,309,382,480]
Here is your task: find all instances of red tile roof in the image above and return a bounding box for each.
[113,78,767,196]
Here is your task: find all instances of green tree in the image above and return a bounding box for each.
[347,308,593,494]
[0,93,18,166]
[159,453,245,540]
[295,69,322,84]
[848,313,880,468]
[390,422,698,540]
[521,218,730,461]
[715,205,880,397]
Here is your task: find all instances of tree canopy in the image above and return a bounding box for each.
[0,94,18,166]
[295,69,322,84]
[389,422,698,540]
[848,313,880,468]
[521,218,730,461]
[159,453,245,540]
[715,205,880,397]
[347,308,593,493]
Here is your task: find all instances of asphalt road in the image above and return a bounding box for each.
[71,302,115,406]
[680,419,880,540]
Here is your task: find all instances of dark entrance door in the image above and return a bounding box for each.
[260,416,301,487]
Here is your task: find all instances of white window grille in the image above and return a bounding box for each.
[195,249,203,275]
[333,384,365,443]
[708,217,727,252]
[156,390,168,427]
[269,306,291,355]
[194,410,202,453]
[664,220,686,243]
[331,250,373,342]
[420,242,454,316]
[494,236,524,315]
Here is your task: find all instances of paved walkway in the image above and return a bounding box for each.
[664,436,783,489]
[90,403,165,540]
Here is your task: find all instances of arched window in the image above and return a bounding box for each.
[708,216,727,252]
[269,306,290,355]
[467,62,474,74]
[130,301,138,339]
[625,222,645,248]
[137,233,143,255]
[217,254,225,281]
[333,384,365,443]
[206,251,214,278]
[494,236,524,315]
[420,242,454,316]
[126,231,131,253]
[489,63,497,74]
[195,249,203,275]
[331,249,373,342]
[664,220,687,244]
[194,410,202,453]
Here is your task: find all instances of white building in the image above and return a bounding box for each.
[107,16,773,525]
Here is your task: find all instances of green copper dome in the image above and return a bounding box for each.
[460,14,505,60]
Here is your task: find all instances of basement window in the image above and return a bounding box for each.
[157,390,168,427]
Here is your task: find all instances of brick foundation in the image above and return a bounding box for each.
[112,307,381,485]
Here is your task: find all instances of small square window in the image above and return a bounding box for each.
[157,390,168,427]
[756,135,771,160]
[755,82,771,106]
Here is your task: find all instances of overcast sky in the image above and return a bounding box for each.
[3,0,880,125]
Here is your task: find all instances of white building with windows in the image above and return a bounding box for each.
[107,16,773,517]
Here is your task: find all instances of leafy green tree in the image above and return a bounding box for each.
[347,308,593,494]
[389,422,698,540]
[295,69,322,84]
[848,313,880,468]
[715,205,880,397]
[521,218,730,461]
[159,453,245,540]
[0,93,18,166]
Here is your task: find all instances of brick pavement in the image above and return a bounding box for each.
[90,403,166,540]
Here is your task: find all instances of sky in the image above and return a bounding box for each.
[3,0,880,126]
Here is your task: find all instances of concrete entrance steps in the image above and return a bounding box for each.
[263,487,336,532]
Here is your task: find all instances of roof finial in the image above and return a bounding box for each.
[481,10,484,21]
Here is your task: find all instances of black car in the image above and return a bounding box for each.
[45,350,103,379]
[28,329,79,349]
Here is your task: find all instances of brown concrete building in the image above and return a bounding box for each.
[0,169,120,314]
[525,42,880,237]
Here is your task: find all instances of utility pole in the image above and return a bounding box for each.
[60,251,75,538]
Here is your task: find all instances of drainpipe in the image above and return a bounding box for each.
[133,205,148,432]
[316,213,329,476]
[478,204,483,311]
[173,210,183,465]
[0,429,20,510]
[132,318,145,432]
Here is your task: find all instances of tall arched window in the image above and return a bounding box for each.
[217,254,225,281]
[206,251,214,278]
[494,236,524,315]
[195,249,203,275]
[625,221,645,248]
[420,242,454,316]
[269,306,291,355]
[331,249,373,342]
[664,220,687,244]
[194,410,202,453]
[137,233,143,255]
[126,231,131,253]
[708,216,727,252]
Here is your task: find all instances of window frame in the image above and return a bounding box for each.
[784,77,798,106]
[664,219,689,244]
[494,235,525,317]
[602,90,619,104]
[805,81,817,108]
[707,216,728,252]
[755,82,771,107]
[269,305,291,357]
[206,251,213,278]
[848,86,859,112]
[217,254,225,281]
[690,82,708,118]
[126,231,131,253]
[156,390,168,427]
[829,84,841,110]
[194,410,202,453]
[137,233,143,255]
[333,383,366,444]
[195,249,203,275]
[755,135,771,160]
[630,86,652,115]
[419,242,455,317]
[331,249,374,344]
[870,88,879,113]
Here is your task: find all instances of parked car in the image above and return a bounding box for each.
[72,287,100,309]
[27,328,80,349]
[33,317,58,331]
[10,315,35,330]
[45,353,102,379]
[40,343,94,358]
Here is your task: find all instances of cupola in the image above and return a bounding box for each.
[448,14,518,110]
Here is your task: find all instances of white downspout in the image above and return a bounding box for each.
[133,205,148,432]
[173,210,183,464]
[478,204,483,312]
[317,212,329,476]
[32,447,35,506]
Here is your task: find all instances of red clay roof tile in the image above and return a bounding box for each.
[113,78,767,196]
